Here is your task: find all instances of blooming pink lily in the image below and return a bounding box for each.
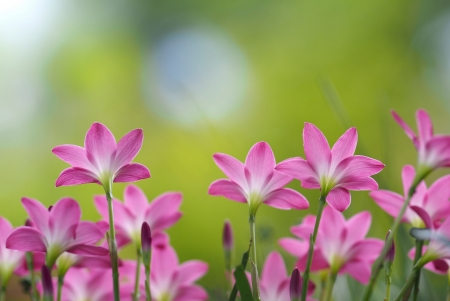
[94,184,182,248]
[370,165,450,228]
[52,122,150,187]
[276,123,384,211]
[6,197,109,267]
[0,217,25,286]
[392,109,450,174]
[208,142,309,214]
[151,244,208,301]
[280,207,383,284]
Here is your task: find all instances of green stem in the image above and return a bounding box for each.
[225,249,233,293]
[385,272,391,301]
[447,274,450,301]
[26,252,38,301]
[412,240,424,301]
[362,175,421,301]
[133,247,142,301]
[324,271,337,301]
[105,184,120,301]
[249,214,261,301]
[0,286,5,301]
[57,275,64,301]
[394,261,424,301]
[301,195,326,301]
[145,263,151,301]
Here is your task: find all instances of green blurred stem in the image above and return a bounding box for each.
[225,249,233,293]
[0,286,5,301]
[447,274,450,301]
[324,271,337,301]
[26,252,38,301]
[249,214,261,301]
[145,263,151,301]
[57,275,64,301]
[301,194,326,301]
[412,240,424,301]
[133,247,142,301]
[385,268,392,301]
[105,183,120,301]
[362,174,422,301]
[394,260,425,301]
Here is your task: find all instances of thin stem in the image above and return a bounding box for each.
[324,271,337,301]
[412,240,424,301]
[362,176,421,301]
[0,287,5,301]
[301,195,326,301]
[385,271,391,301]
[447,274,450,301]
[394,264,423,301]
[57,275,64,301]
[105,184,120,301]
[249,214,261,301]
[26,252,38,301]
[133,247,143,301]
[145,263,151,301]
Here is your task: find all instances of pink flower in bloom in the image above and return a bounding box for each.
[408,248,450,275]
[94,184,182,247]
[392,109,450,173]
[370,165,450,228]
[260,252,316,301]
[208,142,309,214]
[151,244,208,301]
[52,122,150,188]
[6,197,109,267]
[0,217,25,286]
[280,207,383,284]
[276,123,384,211]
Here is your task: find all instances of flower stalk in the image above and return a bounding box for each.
[384,231,395,301]
[324,271,337,301]
[141,222,152,301]
[25,252,38,301]
[249,214,261,301]
[412,239,424,301]
[394,259,426,301]
[133,247,142,301]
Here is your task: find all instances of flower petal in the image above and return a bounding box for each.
[340,261,372,284]
[424,136,450,168]
[346,211,371,244]
[114,163,151,183]
[174,285,208,301]
[74,221,104,245]
[276,157,318,184]
[401,165,416,197]
[349,238,384,261]
[263,170,294,192]
[410,206,433,229]
[326,187,351,212]
[330,127,357,171]
[369,190,415,222]
[52,144,93,170]
[333,155,384,184]
[145,192,183,232]
[338,177,378,191]
[0,217,13,245]
[391,110,418,148]
[6,227,47,253]
[291,215,316,241]
[303,123,331,176]
[279,238,309,257]
[66,244,109,256]
[175,261,208,286]
[212,153,247,188]
[426,175,450,221]
[55,167,99,187]
[84,122,116,171]
[151,245,179,290]
[49,198,81,244]
[21,197,49,235]
[264,188,309,210]
[123,184,149,218]
[114,129,144,170]
[244,142,276,183]
[208,179,247,203]
[417,109,433,143]
[260,252,287,293]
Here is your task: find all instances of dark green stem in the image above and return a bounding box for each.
[394,261,425,301]
[412,240,424,301]
[105,183,120,301]
[145,263,151,301]
[249,214,260,301]
[57,275,64,301]
[26,252,38,301]
[324,271,337,301]
[301,195,326,301]
[0,286,5,301]
[133,247,142,301]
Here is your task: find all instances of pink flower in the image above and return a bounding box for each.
[208,142,309,214]
[392,109,450,174]
[408,248,450,275]
[276,123,384,211]
[52,122,150,188]
[151,244,208,301]
[260,252,316,301]
[94,184,182,248]
[0,217,25,286]
[6,197,109,267]
[370,165,450,228]
[279,207,383,284]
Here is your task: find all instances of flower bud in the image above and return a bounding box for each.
[25,219,33,227]
[222,220,234,252]
[289,267,302,301]
[385,230,395,263]
[41,265,54,301]
[141,222,152,253]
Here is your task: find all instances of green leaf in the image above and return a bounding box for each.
[234,266,254,301]
[229,249,250,301]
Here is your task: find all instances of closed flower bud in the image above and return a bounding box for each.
[385,230,395,263]
[41,265,54,301]
[222,220,233,252]
[141,222,152,253]
[289,267,302,301]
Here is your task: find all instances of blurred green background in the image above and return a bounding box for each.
[2,0,450,299]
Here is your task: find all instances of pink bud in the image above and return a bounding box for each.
[41,265,54,300]
[48,206,53,212]
[25,219,33,227]
[222,220,234,251]
[385,230,395,263]
[289,267,302,301]
[141,222,152,253]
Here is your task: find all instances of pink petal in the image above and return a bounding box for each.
[401,165,416,198]
[333,156,384,185]
[330,127,357,171]
[295,248,329,272]
[152,232,170,248]
[151,245,179,288]
[319,206,346,246]
[326,187,351,212]
[416,109,433,143]
[74,256,114,269]
[301,178,321,189]
[346,211,371,244]
[52,144,92,170]
[55,167,99,187]
[340,261,372,284]
[264,188,309,210]
[146,192,183,232]
[114,163,151,183]
[208,179,247,203]
[338,177,378,191]
[279,238,309,257]
[423,136,450,168]
[275,157,318,184]
[410,206,433,229]
[212,153,247,188]
[49,198,80,244]
[84,122,116,171]
[291,215,316,240]
[0,217,13,244]
[66,244,109,256]
[303,123,331,176]
[174,285,208,301]
[114,129,144,170]
[175,261,208,286]
[21,197,49,235]
[124,184,149,218]
[6,227,47,252]
[264,170,294,192]
[260,252,287,291]
[409,248,449,275]
[94,196,135,235]
[391,110,418,148]
[369,190,414,222]
[74,221,104,245]
[244,142,276,182]
[349,239,384,261]
[427,175,450,221]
